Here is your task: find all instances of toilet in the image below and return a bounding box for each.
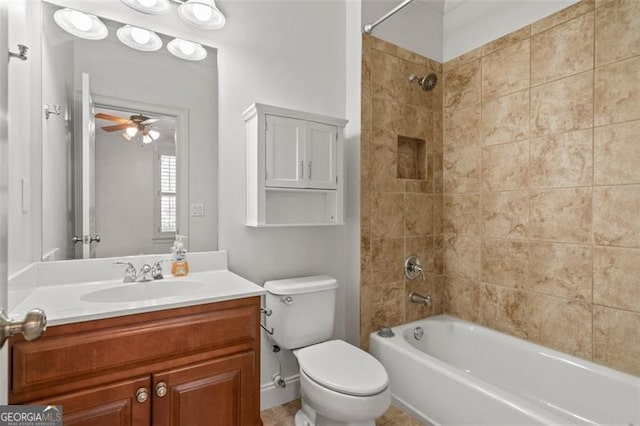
[264,275,391,426]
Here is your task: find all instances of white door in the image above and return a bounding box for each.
[306,122,337,190]
[80,73,96,259]
[265,115,306,188]
[0,1,10,405]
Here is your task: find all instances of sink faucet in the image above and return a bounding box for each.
[113,261,137,283]
[137,264,154,282]
[151,260,164,280]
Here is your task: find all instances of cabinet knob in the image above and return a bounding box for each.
[155,382,168,398]
[135,387,149,404]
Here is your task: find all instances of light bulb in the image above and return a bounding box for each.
[143,134,153,144]
[137,0,158,7]
[192,3,213,21]
[70,11,92,32]
[178,40,196,56]
[148,129,160,140]
[131,27,151,45]
[125,127,138,137]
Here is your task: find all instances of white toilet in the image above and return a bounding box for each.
[264,275,391,426]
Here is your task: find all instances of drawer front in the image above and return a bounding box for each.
[12,302,258,394]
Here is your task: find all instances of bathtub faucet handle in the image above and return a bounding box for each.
[404,254,425,280]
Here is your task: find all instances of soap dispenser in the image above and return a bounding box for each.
[171,235,189,277]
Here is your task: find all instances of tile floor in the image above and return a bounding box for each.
[260,399,423,426]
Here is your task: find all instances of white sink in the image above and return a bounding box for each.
[81,279,206,303]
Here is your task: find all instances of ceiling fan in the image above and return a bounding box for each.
[95,112,160,144]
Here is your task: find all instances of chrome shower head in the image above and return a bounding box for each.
[409,73,438,91]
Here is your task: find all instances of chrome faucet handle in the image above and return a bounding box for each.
[404,254,425,280]
[137,264,154,282]
[113,261,137,283]
[152,259,164,280]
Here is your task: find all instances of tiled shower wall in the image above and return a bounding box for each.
[442,0,640,376]
[360,35,444,349]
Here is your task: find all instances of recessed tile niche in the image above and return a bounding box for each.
[397,135,427,180]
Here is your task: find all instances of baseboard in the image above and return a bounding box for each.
[260,374,300,411]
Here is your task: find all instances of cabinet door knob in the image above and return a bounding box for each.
[155,382,168,398]
[135,387,149,403]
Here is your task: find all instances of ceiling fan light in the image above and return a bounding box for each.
[178,0,226,30]
[117,25,163,52]
[143,134,153,144]
[148,129,160,140]
[125,127,138,137]
[53,8,108,40]
[120,0,171,15]
[167,38,207,61]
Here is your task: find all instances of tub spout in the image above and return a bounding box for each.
[409,292,432,307]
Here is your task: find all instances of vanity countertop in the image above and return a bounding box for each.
[10,269,266,327]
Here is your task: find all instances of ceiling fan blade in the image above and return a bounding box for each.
[141,118,159,125]
[95,113,132,124]
[101,124,133,132]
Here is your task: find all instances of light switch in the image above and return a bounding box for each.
[21,178,30,214]
[191,203,205,217]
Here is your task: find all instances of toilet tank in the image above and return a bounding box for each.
[264,275,338,350]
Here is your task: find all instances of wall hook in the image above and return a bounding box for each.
[44,104,62,120]
[8,44,28,61]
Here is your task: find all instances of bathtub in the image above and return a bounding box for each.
[370,315,640,426]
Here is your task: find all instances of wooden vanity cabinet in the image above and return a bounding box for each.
[9,297,261,426]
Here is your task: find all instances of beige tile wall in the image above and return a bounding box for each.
[360,34,444,349]
[442,0,640,376]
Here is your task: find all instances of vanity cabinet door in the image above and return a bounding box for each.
[152,350,258,426]
[31,377,150,426]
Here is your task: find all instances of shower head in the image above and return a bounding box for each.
[409,73,438,91]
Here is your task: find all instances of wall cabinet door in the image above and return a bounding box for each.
[152,351,258,426]
[31,377,151,426]
[265,115,306,188]
[265,115,337,190]
[306,121,337,189]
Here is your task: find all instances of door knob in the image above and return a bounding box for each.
[0,308,47,348]
[90,235,101,243]
[155,382,168,397]
[71,235,83,244]
[135,388,149,403]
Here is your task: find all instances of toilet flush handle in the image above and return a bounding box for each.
[281,296,293,305]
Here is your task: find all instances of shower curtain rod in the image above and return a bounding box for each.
[363,0,415,34]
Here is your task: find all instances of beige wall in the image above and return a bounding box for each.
[360,35,444,349]
[442,0,640,376]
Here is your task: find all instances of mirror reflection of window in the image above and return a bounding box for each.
[158,153,177,234]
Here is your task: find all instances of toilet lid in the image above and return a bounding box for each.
[296,340,389,396]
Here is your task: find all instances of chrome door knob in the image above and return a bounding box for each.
[155,382,168,397]
[135,388,149,404]
[0,308,47,348]
[90,235,101,243]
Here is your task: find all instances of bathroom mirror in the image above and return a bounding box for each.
[40,2,218,261]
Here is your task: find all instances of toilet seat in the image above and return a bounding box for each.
[295,340,389,396]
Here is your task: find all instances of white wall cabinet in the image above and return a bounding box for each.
[244,103,347,227]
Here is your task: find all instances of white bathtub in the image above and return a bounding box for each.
[370,315,640,426]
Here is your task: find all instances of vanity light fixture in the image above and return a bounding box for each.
[121,0,171,15]
[167,38,207,61]
[117,25,163,52]
[178,0,226,30]
[53,8,108,40]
